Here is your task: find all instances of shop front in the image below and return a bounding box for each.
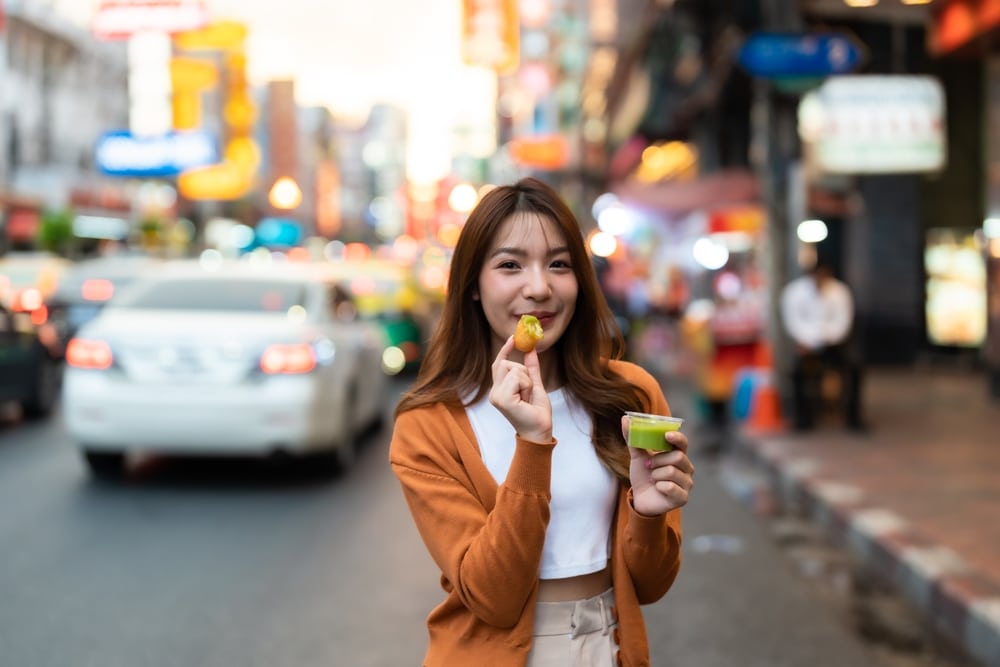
[0,192,45,253]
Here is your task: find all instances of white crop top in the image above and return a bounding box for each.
[466,388,617,579]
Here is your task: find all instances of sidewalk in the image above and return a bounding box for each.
[732,365,1000,667]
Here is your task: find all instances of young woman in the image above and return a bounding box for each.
[389,177,694,666]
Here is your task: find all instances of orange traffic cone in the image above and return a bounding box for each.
[746,371,786,433]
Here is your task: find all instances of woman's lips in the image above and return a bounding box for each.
[528,313,555,327]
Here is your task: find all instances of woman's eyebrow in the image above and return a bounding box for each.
[489,246,526,259]
[489,245,570,259]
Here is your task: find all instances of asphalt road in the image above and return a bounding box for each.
[0,377,922,667]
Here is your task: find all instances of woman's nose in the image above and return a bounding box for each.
[523,267,552,298]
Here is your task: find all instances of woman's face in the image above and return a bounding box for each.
[476,212,579,357]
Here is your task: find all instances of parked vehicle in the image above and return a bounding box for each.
[47,254,161,344]
[322,258,427,374]
[0,251,73,337]
[0,304,62,419]
[62,260,388,478]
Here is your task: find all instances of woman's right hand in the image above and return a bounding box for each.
[489,335,552,443]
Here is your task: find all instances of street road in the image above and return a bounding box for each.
[0,377,932,667]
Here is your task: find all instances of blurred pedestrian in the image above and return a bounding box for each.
[703,269,765,449]
[389,177,694,666]
[780,260,865,432]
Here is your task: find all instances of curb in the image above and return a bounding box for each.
[730,430,1000,667]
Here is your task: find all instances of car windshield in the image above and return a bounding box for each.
[115,278,308,312]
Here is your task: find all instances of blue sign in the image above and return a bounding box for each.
[95,129,218,177]
[738,32,864,78]
[254,218,303,248]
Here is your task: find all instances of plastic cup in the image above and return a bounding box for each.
[626,412,684,451]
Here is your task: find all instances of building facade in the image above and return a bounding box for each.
[0,0,129,251]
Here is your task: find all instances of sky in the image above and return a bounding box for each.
[58,0,497,180]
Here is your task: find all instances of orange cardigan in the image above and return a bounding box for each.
[389,360,683,666]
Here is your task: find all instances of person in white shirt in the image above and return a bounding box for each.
[780,260,865,431]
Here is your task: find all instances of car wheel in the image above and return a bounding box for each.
[22,357,60,419]
[332,436,356,473]
[83,450,125,479]
[308,441,356,477]
[328,384,359,474]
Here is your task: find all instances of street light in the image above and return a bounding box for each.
[268,177,302,210]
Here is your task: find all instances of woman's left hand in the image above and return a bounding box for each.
[622,417,695,517]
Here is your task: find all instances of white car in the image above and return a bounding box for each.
[62,260,389,478]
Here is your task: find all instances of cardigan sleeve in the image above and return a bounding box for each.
[389,408,554,628]
[622,492,683,604]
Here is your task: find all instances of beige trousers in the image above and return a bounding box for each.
[526,588,621,666]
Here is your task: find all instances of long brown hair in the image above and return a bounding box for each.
[395,177,650,481]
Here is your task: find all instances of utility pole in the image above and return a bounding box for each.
[752,0,805,410]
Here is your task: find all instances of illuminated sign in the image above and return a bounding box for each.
[930,0,1000,55]
[738,32,865,78]
[798,75,946,174]
[178,162,253,201]
[91,1,209,41]
[462,0,519,73]
[170,22,259,191]
[170,57,218,130]
[508,135,569,170]
[925,228,987,347]
[73,216,130,241]
[254,218,303,248]
[170,57,217,89]
[95,129,218,177]
[128,30,173,138]
[173,20,249,52]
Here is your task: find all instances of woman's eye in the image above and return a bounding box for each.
[551,259,572,269]
[498,260,520,270]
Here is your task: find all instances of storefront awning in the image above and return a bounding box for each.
[612,169,759,216]
[0,190,44,210]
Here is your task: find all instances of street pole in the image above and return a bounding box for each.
[752,0,805,412]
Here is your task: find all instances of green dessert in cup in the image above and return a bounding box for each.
[626,412,684,451]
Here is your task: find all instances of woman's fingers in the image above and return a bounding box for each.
[645,453,695,509]
[491,337,518,384]
[492,335,515,369]
[664,430,689,454]
[650,463,694,489]
[492,336,546,405]
[654,479,692,504]
[522,346,544,389]
[648,449,695,475]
